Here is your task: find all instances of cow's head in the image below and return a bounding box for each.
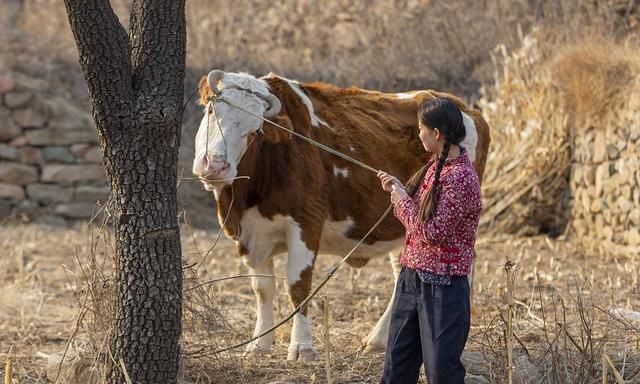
[193,70,292,190]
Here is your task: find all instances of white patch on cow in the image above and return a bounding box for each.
[238,207,288,268]
[282,78,331,129]
[287,313,314,360]
[285,220,315,284]
[246,260,276,353]
[194,72,281,187]
[460,112,478,163]
[395,91,423,99]
[319,217,404,259]
[349,145,355,152]
[219,72,272,96]
[333,166,349,178]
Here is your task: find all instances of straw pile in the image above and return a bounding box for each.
[555,43,640,256]
[478,29,640,257]
[477,29,572,237]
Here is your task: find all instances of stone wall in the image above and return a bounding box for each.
[0,72,108,224]
[569,78,640,256]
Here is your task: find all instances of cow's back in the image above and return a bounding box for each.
[263,77,490,250]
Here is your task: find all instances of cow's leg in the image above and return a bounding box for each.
[285,224,318,362]
[245,258,276,354]
[363,251,402,352]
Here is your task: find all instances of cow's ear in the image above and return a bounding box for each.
[198,76,211,105]
[261,115,293,143]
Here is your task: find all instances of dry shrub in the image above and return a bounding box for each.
[552,39,639,130]
[477,25,639,238]
[468,236,640,383]
[478,28,573,237]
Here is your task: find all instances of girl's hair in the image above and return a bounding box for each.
[405,98,467,221]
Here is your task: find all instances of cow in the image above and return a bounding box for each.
[192,70,491,361]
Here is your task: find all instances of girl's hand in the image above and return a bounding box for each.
[377,171,403,192]
[390,184,409,204]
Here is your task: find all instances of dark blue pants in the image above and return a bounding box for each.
[380,267,470,384]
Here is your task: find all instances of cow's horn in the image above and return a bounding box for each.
[263,93,281,117]
[207,70,225,95]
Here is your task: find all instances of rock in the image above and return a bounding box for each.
[26,184,73,203]
[580,189,590,214]
[0,182,24,199]
[595,163,610,195]
[572,218,587,237]
[461,351,490,376]
[0,74,15,93]
[83,146,102,163]
[42,146,76,163]
[572,165,582,185]
[42,97,94,132]
[41,164,105,183]
[0,108,21,141]
[25,129,96,146]
[70,143,90,158]
[0,198,13,218]
[15,199,38,215]
[603,174,623,195]
[0,162,39,185]
[610,307,640,323]
[74,185,110,202]
[593,131,606,163]
[627,228,640,246]
[630,208,640,226]
[584,165,596,185]
[3,91,33,109]
[12,108,47,128]
[618,198,633,213]
[513,355,542,384]
[0,143,18,160]
[18,146,42,165]
[606,144,619,160]
[465,375,491,384]
[54,203,98,219]
[590,199,602,213]
[595,215,605,239]
[9,136,27,146]
[621,185,632,200]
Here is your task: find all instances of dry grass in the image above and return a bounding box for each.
[552,38,639,131]
[2,221,639,383]
[477,28,573,237]
[1,1,640,383]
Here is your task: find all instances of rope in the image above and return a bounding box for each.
[189,90,397,357]
[188,203,394,358]
[207,94,380,174]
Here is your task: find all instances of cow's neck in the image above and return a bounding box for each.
[214,135,288,239]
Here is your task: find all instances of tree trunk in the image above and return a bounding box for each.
[63,1,186,383]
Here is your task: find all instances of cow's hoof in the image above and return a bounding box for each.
[361,336,386,354]
[363,343,386,354]
[244,343,271,357]
[286,346,316,362]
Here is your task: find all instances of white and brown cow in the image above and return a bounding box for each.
[193,70,490,361]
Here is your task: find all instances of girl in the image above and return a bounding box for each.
[377,98,482,384]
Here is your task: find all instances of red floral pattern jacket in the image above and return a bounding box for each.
[393,149,482,276]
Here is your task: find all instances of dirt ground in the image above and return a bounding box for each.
[1,221,639,383]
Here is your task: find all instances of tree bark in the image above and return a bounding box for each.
[63,1,185,383]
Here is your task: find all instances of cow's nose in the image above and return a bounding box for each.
[196,154,230,179]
